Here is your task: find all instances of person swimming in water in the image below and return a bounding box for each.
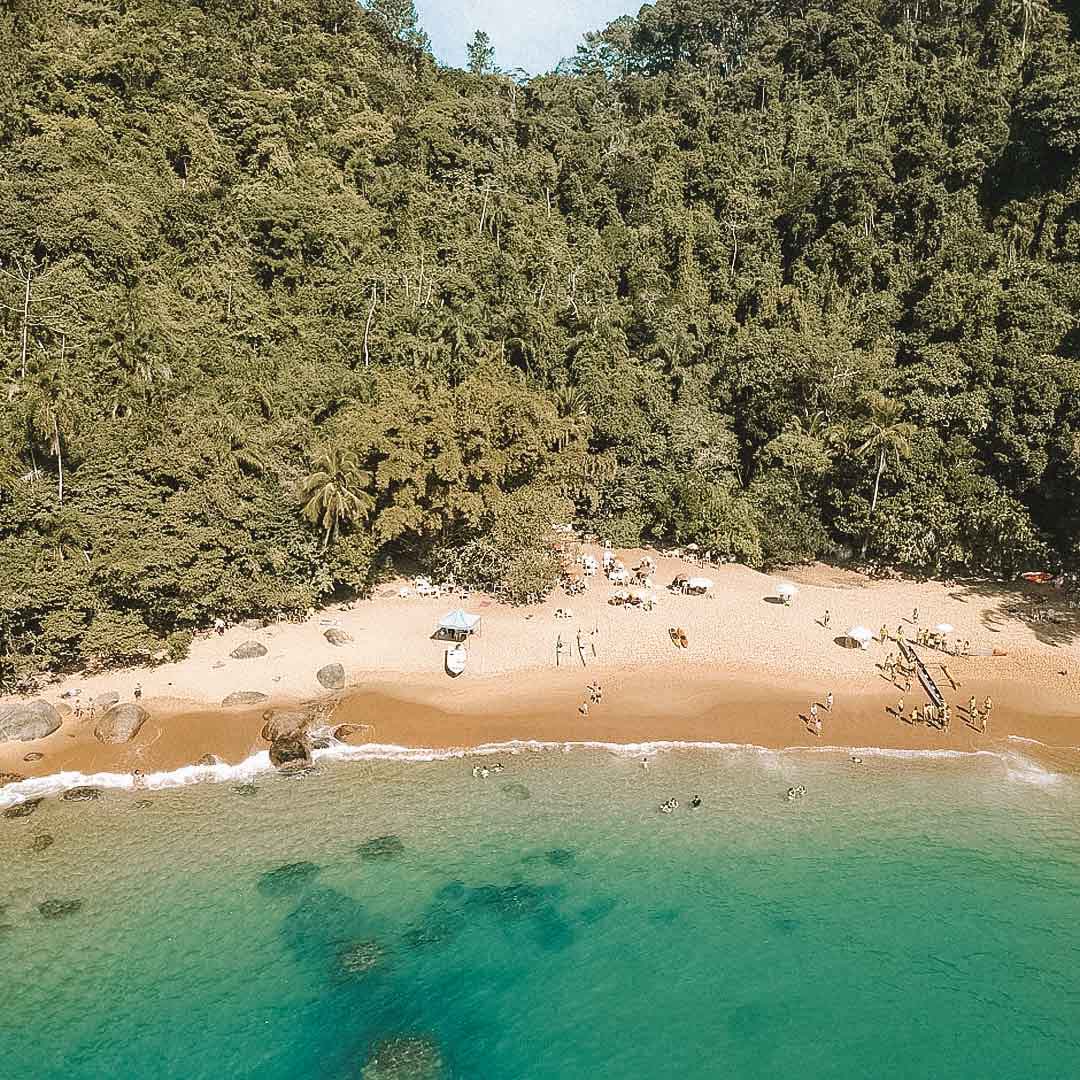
[691,795,702,808]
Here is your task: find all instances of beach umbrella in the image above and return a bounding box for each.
[687,576,713,592]
[846,625,873,649]
[934,623,953,635]
[776,582,798,600]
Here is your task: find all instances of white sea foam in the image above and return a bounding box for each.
[0,736,1070,809]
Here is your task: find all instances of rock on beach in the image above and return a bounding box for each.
[230,640,268,659]
[317,662,346,690]
[94,703,150,744]
[0,700,62,742]
[222,691,269,707]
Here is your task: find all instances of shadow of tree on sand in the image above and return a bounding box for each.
[948,579,1080,650]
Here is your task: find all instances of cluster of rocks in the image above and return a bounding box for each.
[361,1036,443,1079]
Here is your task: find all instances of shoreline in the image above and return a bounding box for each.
[3,554,1079,797]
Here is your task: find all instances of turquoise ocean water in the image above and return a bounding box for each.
[2,744,1079,1078]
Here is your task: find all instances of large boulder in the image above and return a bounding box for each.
[0,772,25,787]
[324,628,353,647]
[317,663,346,690]
[222,691,269,707]
[94,703,150,744]
[61,786,103,801]
[269,736,312,770]
[0,700,62,742]
[261,709,312,742]
[93,690,120,709]
[230,640,268,659]
[3,798,41,819]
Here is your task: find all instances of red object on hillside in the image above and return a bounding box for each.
[1020,571,1053,584]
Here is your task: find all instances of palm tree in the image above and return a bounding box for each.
[855,394,916,557]
[300,446,374,550]
[1010,0,1049,60]
[553,384,588,451]
[24,368,77,505]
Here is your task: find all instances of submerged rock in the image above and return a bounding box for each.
[261,709,311,742]
[545,848,575,867]
[338,939,385,974]
[61,786,103,802]
[3,797,42,819]
[324,628,353,646]
[361,1036,443,1080]
[0,700,62,742]
[29,834,54,854]
[230,640,268,659]
[358,835,405,860]
[94,703,150,744]
[233,783,258,797]
[316,662,346,690]
[269,736,312,770]
[256,861,321,897]
[310,736,332,750]
[222,691,269,707]
[38,898,83,919]
[500,782,531,801]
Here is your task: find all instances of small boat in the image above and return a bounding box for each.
[445,643,467,677]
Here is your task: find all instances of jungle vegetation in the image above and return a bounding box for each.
[1,0,1079,683]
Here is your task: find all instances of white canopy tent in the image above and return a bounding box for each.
[686,576,713,593]
[846,625,873,649]
[934,623,954,636]
[435,609,482,641]
[776,582,798,602]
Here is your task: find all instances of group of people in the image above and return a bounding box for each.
[968,695,994,734]
[579,681,604,714]
[659,794,702,814]
[893,697,952,732]
[805,691,834,736]
[471,762,506,779]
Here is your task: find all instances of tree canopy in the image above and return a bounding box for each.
[1,0,1078,686]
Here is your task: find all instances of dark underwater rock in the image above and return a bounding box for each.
[4,797,42,819]
[233,783,258,797]
[500,782,531,801]
[28,834,54,854]
[257,861,321,897]
[38,898,83,919]
[545,848,575,867]
[61,786,102,802]
[361,1035,444,1079]
[338,939,385,974]
[358,835,405,860]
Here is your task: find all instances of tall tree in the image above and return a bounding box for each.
[466,29,496,75]
[300,448,374,551]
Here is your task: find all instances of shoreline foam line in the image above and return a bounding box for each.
[1,738,1071,808]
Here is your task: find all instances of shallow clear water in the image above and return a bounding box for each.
[2,747,1079,1079]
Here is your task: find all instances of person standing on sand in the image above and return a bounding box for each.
[579,700,589,716]
[823,609,831,628]
[810,702,819,725]
[826,691,833,712]
[913,607,920,625]
[590,626,598,658]
[968,695,976,717]
[896,698,905,718]
[880,624,889,644]
[813,716,822,737]
[134,682,142,701]
[984,695,993,717]
[942,705,951,734]
[911,705,921,725]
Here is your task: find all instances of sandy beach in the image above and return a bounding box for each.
[3,550,1079,783]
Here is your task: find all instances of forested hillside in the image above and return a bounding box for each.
[2,0,1079,685]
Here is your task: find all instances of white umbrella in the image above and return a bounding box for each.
[687,576,713,591]
[847,625,873,648]
[934,623,954,635]
[776,582,798,599]
[608,568,628,584]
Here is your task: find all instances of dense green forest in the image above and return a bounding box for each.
[1,0,1079,685]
